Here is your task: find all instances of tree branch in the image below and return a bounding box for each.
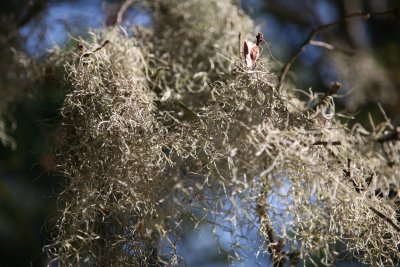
[369,206,400,232]
[257,184,285,267]
[116,0,136,25]
[278,8,398,90]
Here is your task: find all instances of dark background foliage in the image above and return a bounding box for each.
[0,0,399,266]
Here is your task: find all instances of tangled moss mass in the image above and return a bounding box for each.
[46,0,400,266]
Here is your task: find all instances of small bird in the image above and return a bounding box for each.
[244,32,264,68]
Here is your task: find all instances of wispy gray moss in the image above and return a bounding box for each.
[45,0,400,266]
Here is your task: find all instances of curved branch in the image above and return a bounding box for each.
[278,8,398,90]
[116,0,136,25]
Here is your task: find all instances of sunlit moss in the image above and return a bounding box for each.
[45,0,400,266]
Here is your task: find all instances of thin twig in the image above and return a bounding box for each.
[312,140,342,146]
[257,183,285,267]
[309,40,334,50]
[377,127,400,143]
[369,206,400,232]
[314,137,400,233]
[80,40,110,59]
[116,0,135,25]
[343,156,400,232]
[278,8,397,90]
